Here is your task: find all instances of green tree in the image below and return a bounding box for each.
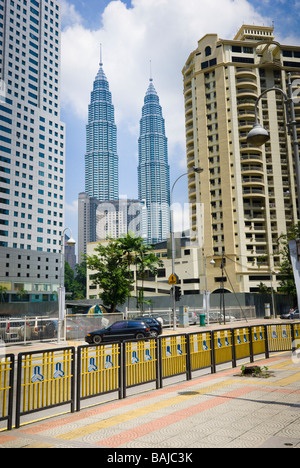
[116,235,163,311]
[0,285,8,303]
[277,222,300,296]
[73,261,87,299]
[64,261,75,294]
[85,234,164,312]
[85,239,134,313]
[135,250,163,312]
[64,261,87,300]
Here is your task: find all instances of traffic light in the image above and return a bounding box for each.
[174,286,181,302]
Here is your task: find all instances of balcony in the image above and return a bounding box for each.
[243,187,265,197]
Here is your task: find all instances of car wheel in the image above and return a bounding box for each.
[93,335,102,345]
[135,333,145,340]
[150,331,158,338]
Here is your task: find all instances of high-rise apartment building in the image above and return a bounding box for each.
[138,77,171,244]
[182,25,300,294]
[0,0,65,305]
[85,53,118,201]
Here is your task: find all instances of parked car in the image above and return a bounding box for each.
[4,320,24,342]
[189,310,197,325]
[134,316,162,337]
[280,309,300,320]
[85,320,151,345]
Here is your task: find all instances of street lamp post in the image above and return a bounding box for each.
[270,269,279,319]
[247,72,300,217]
[170,166,203,330]
[57,228,76,344]
[204,255,215,325]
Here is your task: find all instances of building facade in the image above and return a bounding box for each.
[78,192,142,258]
[86,236,201,301]
[0,0,65,304]
[138,77,171,244]
[85,54,119,201]
[182,25,300,294]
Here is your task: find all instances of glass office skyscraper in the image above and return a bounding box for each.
[85,55,119,201]
[138,77,171,244]
[0,0,65,305]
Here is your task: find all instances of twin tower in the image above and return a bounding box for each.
[82,53,171,249]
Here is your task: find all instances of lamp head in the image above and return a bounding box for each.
[247,124,270,146]
[66,236,76,247]
[193,166,204,174]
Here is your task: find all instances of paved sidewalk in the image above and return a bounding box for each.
[1,352,300,449]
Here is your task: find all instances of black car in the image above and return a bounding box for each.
[85,320,151,345]
[134,316,163,337]
[280,309,300,320]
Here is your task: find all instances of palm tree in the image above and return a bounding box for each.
[116,234,163,311]
[135,251,163,312]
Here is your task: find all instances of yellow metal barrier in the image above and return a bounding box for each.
[189,332,211,371]
[78,343,120,409]
[234,327,250,360]
[16,347,75,428]
[214,330,232,365]
[0,355,14,431]
[294,323,300,342]
[267,324,292,352]
[161,335,187,378]
[251,326,266,356]
[125,339,158,388]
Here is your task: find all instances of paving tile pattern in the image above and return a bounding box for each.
[1,353,300,449]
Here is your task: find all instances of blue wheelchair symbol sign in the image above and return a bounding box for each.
[31,366,44,383]
[132,351,139,364]
[53,363,65,379]
[105,355,113,369]
[88,357,98,372]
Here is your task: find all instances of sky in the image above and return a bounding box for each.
[59,0,300,253]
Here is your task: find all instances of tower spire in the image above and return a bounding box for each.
[100,43,103,67]
[149,59,153,82]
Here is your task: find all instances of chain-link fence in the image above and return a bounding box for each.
[127,306,256,327]
[0,313,124,345]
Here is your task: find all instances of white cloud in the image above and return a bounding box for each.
[60,0,83,28]
[61,0,267,161]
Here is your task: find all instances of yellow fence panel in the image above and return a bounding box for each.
[252,326,266,356]
[161,335,187,378]
[214,330,232,365]
[16,347,75,428]
[294,323,300,342]
[0,354,14,430]
[125,339,158,388]
[267,324,292,352]
[189,333,211,371]
[234,328,250,360]
[79,344,120,404]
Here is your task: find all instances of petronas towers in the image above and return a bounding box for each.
[85,55,119,201]
[138,77,171,244]
[79,52,170,254]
